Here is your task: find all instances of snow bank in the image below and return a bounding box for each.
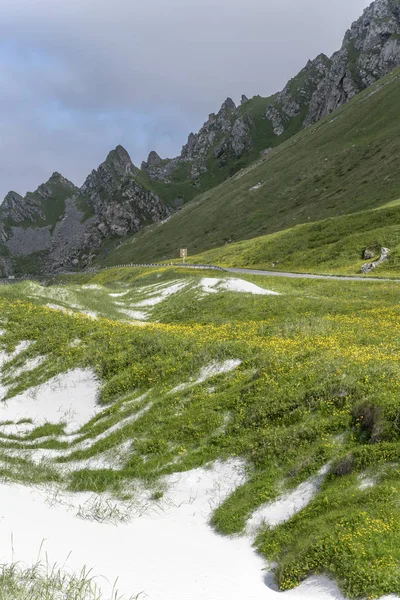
[0,460,350,600]
[199,278,279,296]
[0,369,101,434]
[134,281,188,307]
[118,309,149,321]
[46,303,74,315]
[169,360,241,395]
[247,465,329,533]
[109,291,129,298]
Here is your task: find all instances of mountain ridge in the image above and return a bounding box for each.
[2,0,400,275]
[139,0,400,205]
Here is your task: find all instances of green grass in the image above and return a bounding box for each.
[1,266,400,596]
[188,198,400,276]
[0,561,138,599]
[96,68,400,267]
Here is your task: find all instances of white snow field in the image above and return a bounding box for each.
[0,340,390,600]
[0,461,349,600]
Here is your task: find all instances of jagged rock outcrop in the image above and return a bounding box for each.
[266,0,400,134]
[265,54,332,136]
[306,0,400,124]
[48,146,170,270]
[0,147,170,273]
[141,97,254,184]
[80,145,169,236]
[1,190,42,225]
[0,173,77,229]
[361,247,390,273]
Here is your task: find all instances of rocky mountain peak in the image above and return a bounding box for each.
[81,146,136,200]
[48,172,76,187]
[304,0,400,124]
[104,145,134,177]
[145,151,163,167]
[220,97,236,112]
[50,171,63,180]
[241,95,249,105]
[2,191,24,209]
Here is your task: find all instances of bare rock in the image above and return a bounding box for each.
[361,247,390,273]
[363,248,375,260]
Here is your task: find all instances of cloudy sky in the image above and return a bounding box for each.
[0,0,370,198]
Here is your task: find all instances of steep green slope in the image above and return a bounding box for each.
[138,56,331,209]
[96,69,400,267]
[191,199,400,276]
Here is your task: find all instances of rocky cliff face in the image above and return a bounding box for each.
[0,146,170,273]
[270,0,400,133]
[0,173,77,229]
[305,0,400,125]
[264,54,332,136]
[141,97,255,187]
[141,0,400,200]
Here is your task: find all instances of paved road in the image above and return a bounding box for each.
[226,267,399,283]
[2,264,398,285]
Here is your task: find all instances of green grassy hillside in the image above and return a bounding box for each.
[1,266,400,598]
[97,69,400,268]
[138,56,332,208]
[190,199,400,276]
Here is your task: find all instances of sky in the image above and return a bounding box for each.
[0,0,371,199]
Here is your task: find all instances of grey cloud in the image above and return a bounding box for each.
[0,0,370,198]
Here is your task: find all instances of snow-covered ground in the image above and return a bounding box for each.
[109,277,279,322]
[247,465,330,534]
[199,278,279,296]
[0,336,392,600]
[0,368,100,434]
[0,461,348,600]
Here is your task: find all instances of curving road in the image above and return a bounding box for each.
[225,267,399,283]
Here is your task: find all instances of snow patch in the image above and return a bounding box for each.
[0,422,36,436]
[247,465,329,534]
[46,303,74,315]
[0,369,101,434]
[10,355,46,379]
[359,474,376,490]
[134,281,188,307]
[169,360,241,395]
[199,278,279,296]
[119,309,149,321]
[0,460,353,600]
[109,291,129,298]
[249,182,264,191]
[81,311,98,320]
